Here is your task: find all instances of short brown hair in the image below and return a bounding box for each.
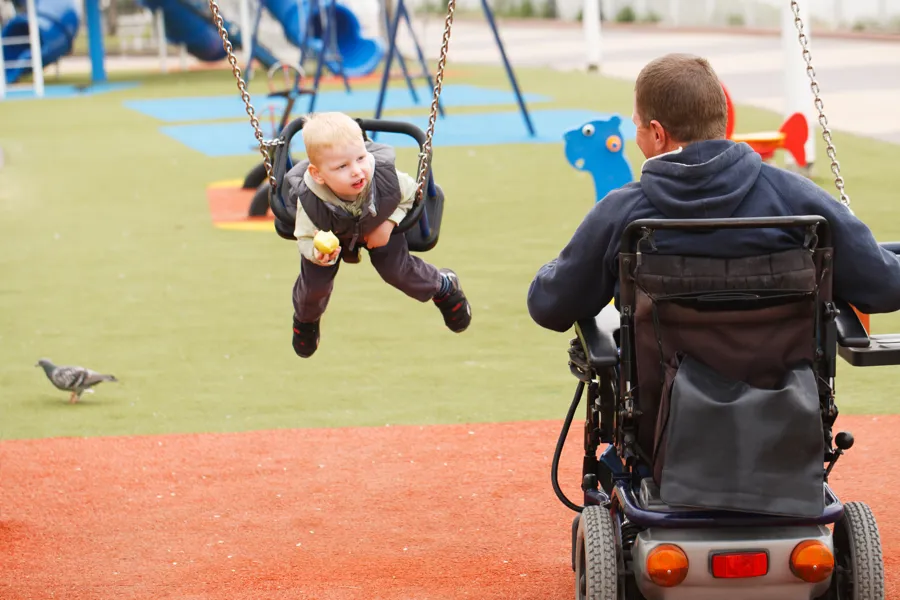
[634,53,727,143]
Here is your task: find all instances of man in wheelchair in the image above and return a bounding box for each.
[528,53,900,599]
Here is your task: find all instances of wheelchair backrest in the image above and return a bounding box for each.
[616,218,834,461]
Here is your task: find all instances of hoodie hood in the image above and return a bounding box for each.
[640,140,762,219]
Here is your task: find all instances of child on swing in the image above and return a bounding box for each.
[285,112,472,358]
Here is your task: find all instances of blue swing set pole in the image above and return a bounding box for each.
[242,0,265,78]
[324,0,352,93]
[383,0,420,104]
[481,0,534,135]
[397,0,444,117]
[373,0,405,121]
[85,0,106,83]
[307,0,336,112]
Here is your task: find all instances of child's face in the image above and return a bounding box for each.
[308,139,373,201]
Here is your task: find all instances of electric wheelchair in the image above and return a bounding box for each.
[552,216,900,600]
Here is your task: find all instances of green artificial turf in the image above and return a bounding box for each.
[2,64,900,441]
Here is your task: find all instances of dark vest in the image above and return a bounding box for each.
[285,142,402,251]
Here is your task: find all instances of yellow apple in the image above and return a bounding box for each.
[313,230,340,255]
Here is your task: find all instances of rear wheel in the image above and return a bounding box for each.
[827,501,884,600]
[575,505,618,600]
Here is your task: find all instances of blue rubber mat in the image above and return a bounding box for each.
[4,82,138,101]
[124,84,551,123]
[159,109,637,157]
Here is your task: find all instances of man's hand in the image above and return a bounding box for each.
[365,220,395,249]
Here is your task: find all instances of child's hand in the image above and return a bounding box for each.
[365,220,395,249]
[313,247,340,264]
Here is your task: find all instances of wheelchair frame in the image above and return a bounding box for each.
[551,216,899,600]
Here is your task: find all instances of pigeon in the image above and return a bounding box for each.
[36,358,118,403]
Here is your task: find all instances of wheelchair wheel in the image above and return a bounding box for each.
[575,505,618,600]
[827,501,885,599]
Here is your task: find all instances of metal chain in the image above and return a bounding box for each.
[207,0,282,190]
[415,0,457,204]
[790,0,850,207]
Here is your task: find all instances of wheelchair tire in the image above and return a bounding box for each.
[575,505,618,600]
[827,501,885,600]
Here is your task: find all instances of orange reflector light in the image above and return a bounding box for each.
[647,544,689,587]
[711,552,768,578]
[790,540,834,583]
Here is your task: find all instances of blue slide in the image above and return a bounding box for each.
[138,0,281,68]
[2,0,81,84]
[140,0,383,78]
[262,0,384,78]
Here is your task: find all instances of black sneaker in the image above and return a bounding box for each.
[433,268,471,333]
[292,319,320,357]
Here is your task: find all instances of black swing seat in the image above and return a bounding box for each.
[268,117,445,253]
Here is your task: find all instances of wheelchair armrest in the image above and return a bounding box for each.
[575,310,619,369]
[839,335,900,366]
[835,299,870,349]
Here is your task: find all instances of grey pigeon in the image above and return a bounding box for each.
[36,358,118,403]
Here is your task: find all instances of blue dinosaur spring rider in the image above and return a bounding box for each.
[563,115,634,202]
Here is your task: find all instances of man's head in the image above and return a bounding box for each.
[302,112,373,201]
[632,53,728,159]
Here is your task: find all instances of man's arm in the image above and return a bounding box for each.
[527,195,631,332]
[784,174,900,314]
[819,199,900,314]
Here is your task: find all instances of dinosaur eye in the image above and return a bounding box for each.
[606,135,622,152]
[581,124,595,137]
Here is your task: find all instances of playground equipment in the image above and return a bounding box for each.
[723,81,810,170]
[563,115,633,203]
[1,0,79,88]
[138,0,381,78]
[373,0,534,136]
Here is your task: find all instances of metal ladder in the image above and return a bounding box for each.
[0,0,45,100]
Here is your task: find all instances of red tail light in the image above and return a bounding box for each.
[711,551,768,578]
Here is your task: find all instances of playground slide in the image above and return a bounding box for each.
[261,0,384,78]
[140,0,383,78]
[138,0,281,68]
[2,0,81,84]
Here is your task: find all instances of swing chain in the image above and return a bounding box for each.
[790,0,850,207]
[415,0,457,204]
[207,0,282,191]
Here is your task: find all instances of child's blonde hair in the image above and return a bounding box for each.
[302,112,364,165]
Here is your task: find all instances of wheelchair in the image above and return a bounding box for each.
[552,215,900,600]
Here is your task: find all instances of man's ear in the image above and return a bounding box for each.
[650,119,668,148]
[308,164,325,185]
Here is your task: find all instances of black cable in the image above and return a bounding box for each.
[551,380,586,513]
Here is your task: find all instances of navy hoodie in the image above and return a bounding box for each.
[527,140,900,332]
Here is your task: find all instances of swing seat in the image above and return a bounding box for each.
[269,116,444,252]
